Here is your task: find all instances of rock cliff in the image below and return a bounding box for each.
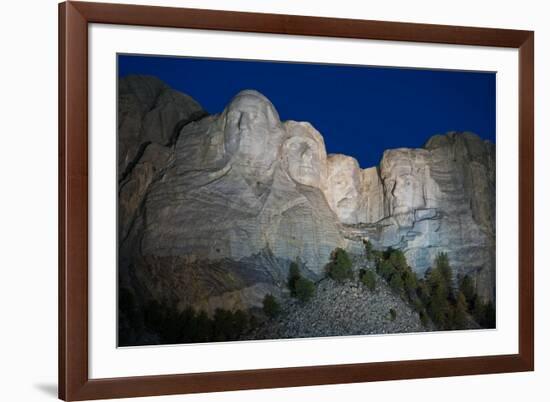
[351,134,496,301]
[118,75,496,316]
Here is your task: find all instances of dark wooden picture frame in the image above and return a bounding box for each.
[59,1,534,400]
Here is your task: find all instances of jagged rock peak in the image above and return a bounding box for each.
[117,76,497,317]
[117,75,207,181]
[119,75,167,108]
[119,74,204,115]
[424,131,493,149]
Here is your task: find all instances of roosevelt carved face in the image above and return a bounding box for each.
[326,155,362,223]
[283,122,327,188]
[223,90,285,176]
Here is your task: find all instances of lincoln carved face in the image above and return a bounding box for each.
[380,149,430,215]
[385,173,425,215]
[283,122,327,188]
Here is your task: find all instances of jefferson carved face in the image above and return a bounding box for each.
[283,122,327,188]
[223,90,285,175]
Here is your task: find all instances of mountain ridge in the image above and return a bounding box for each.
[118,75,496,324]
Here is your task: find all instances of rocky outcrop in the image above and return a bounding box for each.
[247,273,432,340]
[118,76,207,243]
[362,166,386,223]
[118,75,206,180]
[326,154,366,224]
[139,91,345,275]
[352,133,496,300]
[119,76,496,319]
[119,82,346,314]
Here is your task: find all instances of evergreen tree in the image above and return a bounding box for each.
[378,259,396,281]
[213,308,234,341]
[452,291,468,329]
[403,269,418,299]
[389,273,404,294]
[427,267,450,328]
[483,301,496,328]
[193,310,213,342]
[459,275,477,310]
[416,279,431,306]
[364,239,374,261]
[435,252,452,287]
[288,261,301,296]
[233,310,249,335]
[360,269,376,291]
[262,294,281,318]
[326,248,354,282]
[295,277,315,302]
[389,249,408,271]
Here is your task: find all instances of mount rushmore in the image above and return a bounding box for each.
[118,75,495,322]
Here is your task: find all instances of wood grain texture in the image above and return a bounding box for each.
[72,1,531,47]
[518,33,535,370]
[59,2,89,400]
[58,1,534,400]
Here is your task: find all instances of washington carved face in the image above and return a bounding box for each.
[223,90,285,174]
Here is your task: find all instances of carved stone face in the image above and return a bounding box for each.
[389,173,424,214]
[283,121,327,188]
[223,90,285,176]
[380,149,430,215]
[284,136,322,186]
[326,155,363,224]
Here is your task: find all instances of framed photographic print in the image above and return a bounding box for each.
[59,1,534,400]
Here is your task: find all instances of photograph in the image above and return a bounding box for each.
[2,0,545,401]
[117,55,497,346]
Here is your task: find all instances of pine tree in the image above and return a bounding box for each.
[288,261,301,296]
[295,277,315,302]
[452,291,468,329]
[262,294,281,318]
[327,248,354,282]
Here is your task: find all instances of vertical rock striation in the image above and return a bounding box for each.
[354,133,496,301]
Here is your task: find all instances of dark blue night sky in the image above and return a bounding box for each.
[118,54,496,168]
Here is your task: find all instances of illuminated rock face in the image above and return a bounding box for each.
[370,134,496,301]
[118,76,496,314]
[222,90,287,184]
[362,167,386,223]
[282,121,328,190]
[139,91,344,276]
[326,154,366,224]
